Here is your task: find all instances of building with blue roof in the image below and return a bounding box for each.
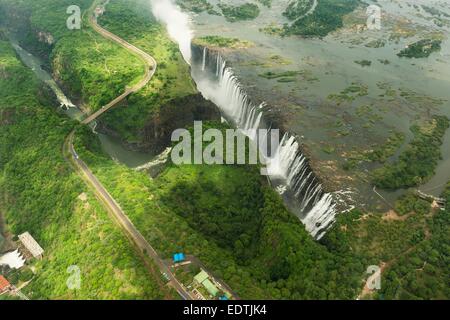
[173,252,185,263]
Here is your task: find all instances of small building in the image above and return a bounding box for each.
[18,232,44,260]
[202,279,219,297]
[194,270,209,284]
[0,275,11,294]
[173,253,185,264]
[194,269,220,298]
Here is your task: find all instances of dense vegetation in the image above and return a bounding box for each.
[372,116,450,190]
[218,3,260,22]
[326,189,449,300]
[194,36,253,49]
[376,184,450,299]
[367,131,406,163]
[0,0,144,113]
[284,0,360,37]
[75,115,450,299]
[176,0,219,15]
[97,0,197,144]
[394,193,431,216]
[342,131,406,171]
[397,39,442,58]
[1,0,448,301]
[0,39,170,299]
[158,123,264,261]
[283,0,315,20]
[75,123,368,299]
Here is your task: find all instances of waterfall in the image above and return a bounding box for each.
[10,42,76,109]
[45,80,76,109]
[201,47,207,71]
[148,0,338,239]
[194,47,338,239]
[195,50,263,138]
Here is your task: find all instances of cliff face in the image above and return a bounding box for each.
[124,93,221,154]
[0,2,54,63]
[1,2,220,157]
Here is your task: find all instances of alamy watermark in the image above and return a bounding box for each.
[66,5,81,30]
[366,265,381,290]
[170,121,279,176]
[367,5,382,30]
[66,265,81,290]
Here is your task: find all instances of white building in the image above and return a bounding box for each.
[18,232,44,260]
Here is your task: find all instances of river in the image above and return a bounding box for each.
[10,38,156,168]
[176,0,450,201]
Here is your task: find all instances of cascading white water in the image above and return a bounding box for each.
[201,47,207,71]
[148,0,338,239]
[197,48,338,239]
[196,50,263,139]
[265,132,337,238]
[45,80,76,109]
[11,42,76,110]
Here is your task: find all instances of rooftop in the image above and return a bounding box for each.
[194,270,209,284]
[0,275,11,292]
[202,279,219,297]
[18,232,44,259]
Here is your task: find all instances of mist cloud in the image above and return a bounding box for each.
[148,0,193,63]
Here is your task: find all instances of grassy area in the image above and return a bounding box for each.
[342,131,405,171]
[354,60,372,67]
[97,0,197,143]
[284,0,361,37]
[372,116,450,190]
[378,186,449,299]
[194,36,254,49]
[397,39,442,58]
[74,122,372,299]
[75,121,450,299]
[327,82,368,105]
[0,0,145,113]
[0,40,170,299]
[218,3,260,22]
[176,0,220,15]
[367,131,405,163]
[259,70,300,79]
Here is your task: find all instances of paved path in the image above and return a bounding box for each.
[65,132,193,300]
[62,1,192,300]
[81,10,157,124]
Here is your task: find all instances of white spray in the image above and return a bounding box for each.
[148,0,339,239]
[148,0,193,63]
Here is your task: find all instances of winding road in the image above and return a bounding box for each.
[64,133,192,300]
[81,7,157,124]
[65,1,193,300]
